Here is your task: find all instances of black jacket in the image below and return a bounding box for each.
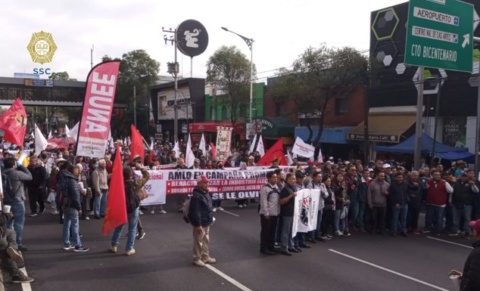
[389,182,409,206]
[125,179,140,214]
[461,240,480,291]
[279,184,296,217]
[189,186,213,227]
[62,171,81,211]
[25,165,48,190]
[453,181,476,207]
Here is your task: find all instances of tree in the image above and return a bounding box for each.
[49,71,77,81]
[270,45,369,154]
[103,50,160,138]
[206,46,255,130]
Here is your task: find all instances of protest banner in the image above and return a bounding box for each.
[292,189,320,237]
[137,168,277,205]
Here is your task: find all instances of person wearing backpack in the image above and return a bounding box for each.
[188,175,215,267]
[259,171,280,256]
[3,157,32,252]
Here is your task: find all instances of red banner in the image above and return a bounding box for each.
[0,98,27,146]
[76,61,120,158]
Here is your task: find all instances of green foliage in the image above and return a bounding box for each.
[49,71,77,81]
[206,46,255,126]
[269,45,369,146]
[103,50,160,138]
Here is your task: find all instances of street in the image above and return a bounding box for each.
[7,201,472,291]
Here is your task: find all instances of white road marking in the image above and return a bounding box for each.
[205,264,252,291]
[220,209,240,217]
[328,249,450,291]
[426,236,473,249]
[20,267,32,291]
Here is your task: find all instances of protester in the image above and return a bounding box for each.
[25,155,48,217]
[188,175,215,267]
[91,159,109,219]
[62,163,89,252]
[3,157,32,251]
[109,166,140,256]
[449,219,480,290]
[279,173,298,256]
[259,171,280,255]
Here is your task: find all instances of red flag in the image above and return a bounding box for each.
[130,125,145,162]
[210,142,217,161]
[102,147,127,236]
[0,98,27,146]
[256,139,288,166]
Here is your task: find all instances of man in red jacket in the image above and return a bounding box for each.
[424,170,453,235]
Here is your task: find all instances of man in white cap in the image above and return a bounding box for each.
[449,219,480,290]
[188,175,215,267]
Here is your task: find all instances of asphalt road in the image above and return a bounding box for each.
[6,200,474,291]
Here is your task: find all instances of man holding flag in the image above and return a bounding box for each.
[104,148,141,256]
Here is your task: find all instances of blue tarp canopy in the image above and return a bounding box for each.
[375,133,474,161]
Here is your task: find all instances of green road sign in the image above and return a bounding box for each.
[405,0,474,73]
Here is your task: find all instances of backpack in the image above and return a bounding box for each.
[2,173,14,204]
[182,195,192,223]
[258,184,279,212]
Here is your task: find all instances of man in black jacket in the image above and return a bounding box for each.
[189,175,215,267]
[450,219,480,290]
[26,156,48,217]
[389,173,409,237]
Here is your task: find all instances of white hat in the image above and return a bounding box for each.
[329,156,334,160]
[383,163,391,169]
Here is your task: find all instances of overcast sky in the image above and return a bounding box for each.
[1,0,406,83]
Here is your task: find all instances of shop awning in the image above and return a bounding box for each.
[295,126,354,144]
[189,122,245,134]
[257,116,296,137]
[347,114,416,143]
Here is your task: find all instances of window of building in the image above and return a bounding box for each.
[210,106,215,121]
[335,98,348,115]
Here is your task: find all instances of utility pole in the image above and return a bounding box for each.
[414,67,425,170]
[90,45,94,68]
[163,27,179,142]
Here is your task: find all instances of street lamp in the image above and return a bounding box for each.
[221,27,254,123]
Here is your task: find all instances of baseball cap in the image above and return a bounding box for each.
[383,163,391,169]
[197,175,209,183]
[468,219,480,233]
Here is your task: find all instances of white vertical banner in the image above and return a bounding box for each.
[215,126,233,162]
[199,133,206,156]
[185,134,195,168]
[292,189,320,237]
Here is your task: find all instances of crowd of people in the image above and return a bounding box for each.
[0,137,479,289]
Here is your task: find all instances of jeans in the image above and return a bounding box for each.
[391,204,408,234]
[63,208,82,247]
[94,189,108,217]
[280,216,294,251]
[260,215,278,251]
[111,208,139,251]
[451,205,473,234]
[293,232,306,247]
[425,205,445,233]
[314,209,323,238]
[349,200,359,227]
[334,209,344,232]
[407,204,420,231]
[7,200,25,247]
